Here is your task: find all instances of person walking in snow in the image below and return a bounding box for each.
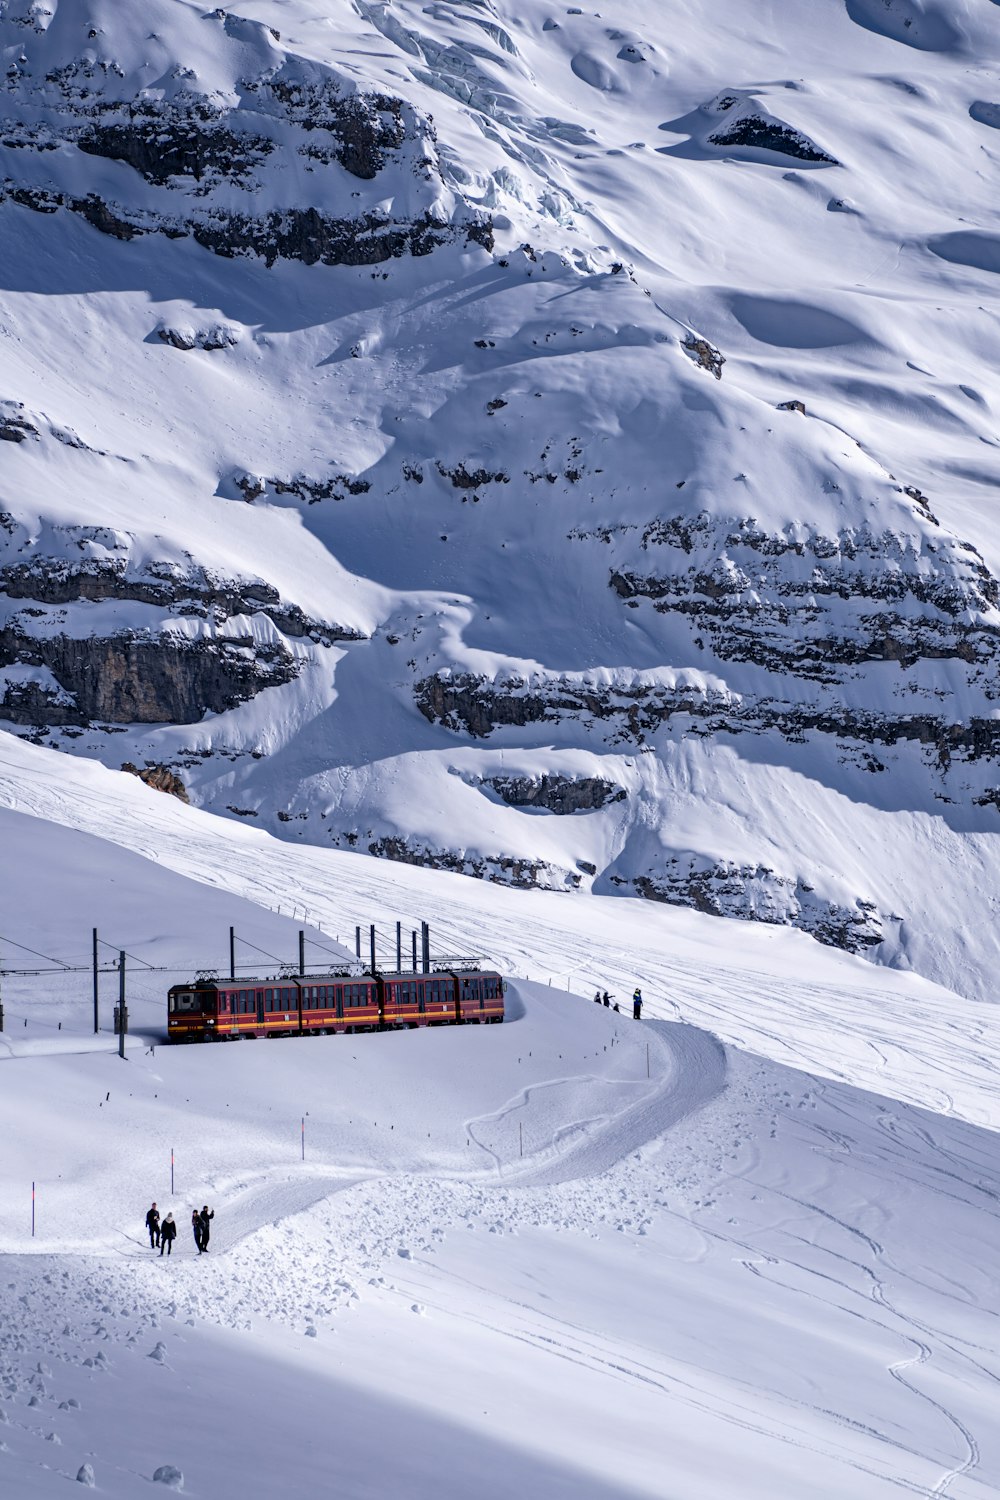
[198,1205,215,1253]
[145,1202,160,1249]
[192,1208,204,1253]
[159,1213,176,1256]
[602,992,610,1007]
[633,988,643,1020]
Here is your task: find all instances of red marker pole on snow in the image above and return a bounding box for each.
[170,1149,175,1196]
[31,1181,35,1238]
[301,1117,305,1161]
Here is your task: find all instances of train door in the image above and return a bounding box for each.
[418,982,425,1016]
[335,985,344,1021]
[256,989,265,1026]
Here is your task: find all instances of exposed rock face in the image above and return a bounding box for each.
[705,94,838,164]
[618,860,883,953]
[121,761,189,802]
[682,337,725,379]
[0,554,359,646]
[486,774,626,813]
[0,402,39,442]
[0,23,493,268]
[156,323,239,352]
[416,664,1000,766]
[0,625,299,725]
[367,835,581,891]
[602,509,999,680]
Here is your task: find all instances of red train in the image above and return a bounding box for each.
[167,967,505,1043]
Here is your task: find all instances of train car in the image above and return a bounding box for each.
[381,970,458,1027]
[168,975,380,1043]
[168,967,505,1043]
[456,969,505,1025]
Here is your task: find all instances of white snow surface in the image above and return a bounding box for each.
[1,735,1000,1497]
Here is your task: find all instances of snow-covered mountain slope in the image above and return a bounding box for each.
[3,732,998,1129]
[4,0,1000,998]
[3,693,1000,1495]
[2,833,999,1496]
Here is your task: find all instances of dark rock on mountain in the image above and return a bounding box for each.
[367,835,580,890]
[620,860,883,953]
[0,625,299,725]
[708,113,838,163]
[120,761,190,802]
[0,556,361,647]
[486,774,626,813]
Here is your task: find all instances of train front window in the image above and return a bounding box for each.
[170,991,200,1013]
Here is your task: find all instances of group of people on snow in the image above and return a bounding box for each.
[145,1202,214,1256]
[592,987,644,1020]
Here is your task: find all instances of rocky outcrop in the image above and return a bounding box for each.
[120,761,190,802]
[367,835,581,890]
[0,37,493,267]
[415,666,1000,766]
[617,858,883,953]
[486,773,626,813]
[706,95,839,164]
[598,509,1000,681]
[0,556,360,646]
[0,403,39,442]
[0,626,299,725]
[156,323,239,352]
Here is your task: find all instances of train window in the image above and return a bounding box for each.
[169,991,198,1013]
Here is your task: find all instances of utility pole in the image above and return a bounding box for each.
[411,929,417,969]
[396,921,402,972]
[421,921,430,975]
[298,930,305,977]
[229,926,236,981]
[92,927,99,1033]
[117,950,127,1059]
[369,924,376,976]
[355,925,361,960]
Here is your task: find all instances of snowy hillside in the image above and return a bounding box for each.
[4,0,1000,1001]
[2,737,1000,1498]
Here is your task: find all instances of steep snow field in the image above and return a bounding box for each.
[4,0,1000,998]
[3,734,998,1127]
[1,746,999,1495]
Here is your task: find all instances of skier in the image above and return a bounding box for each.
[633,988,643,1020]
[602,992,610,1008]
[145,1202,160,1249]
[198,1205,215,1253]
[192,1208,204,1253]
[159,1213,176,1256]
